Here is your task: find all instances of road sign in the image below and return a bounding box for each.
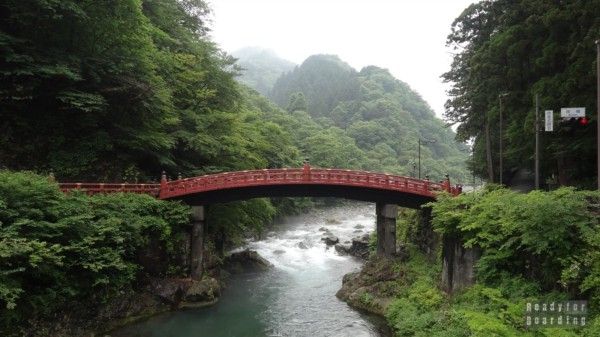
[560,107,586,118]
[545,110,553,131]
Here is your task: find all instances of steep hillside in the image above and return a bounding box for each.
[232,47,295,96]
[260,54,469,182]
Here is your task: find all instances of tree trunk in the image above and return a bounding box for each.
[485,116,494,182]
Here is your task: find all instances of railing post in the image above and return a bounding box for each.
[302,160,311,181]
[48,170,55,183]
[160,171,167,197]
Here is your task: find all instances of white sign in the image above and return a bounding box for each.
[545,110,553,132]
[560,107,586,118]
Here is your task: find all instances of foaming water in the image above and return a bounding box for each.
[111,202,385,337]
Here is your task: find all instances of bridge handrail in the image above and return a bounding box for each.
[59,183,161,196]
[58,168,460,199]
[160,168,452,199]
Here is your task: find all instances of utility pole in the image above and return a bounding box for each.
[485,116,494,183]
[535,94,540,189]
[596,39,600,190]
[418,139,421,179]
[498,93,509,185]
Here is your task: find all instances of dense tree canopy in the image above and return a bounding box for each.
[0,171,191,334]
[0,0,298,182]
[443,0,600,188]
[264,55,470,182]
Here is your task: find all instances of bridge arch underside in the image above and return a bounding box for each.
[164,184,435,208]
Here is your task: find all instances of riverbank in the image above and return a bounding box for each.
[19,276,224,336]
[336,250,443,317]
[337,188,600,336]
[22,250,276,336]
[18,202,386,337]
[110,202,386,337]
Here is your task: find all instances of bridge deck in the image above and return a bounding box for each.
[59,167,460,202]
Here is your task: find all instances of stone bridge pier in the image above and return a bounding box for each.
[376,203,398,257]
[190,206,205,280]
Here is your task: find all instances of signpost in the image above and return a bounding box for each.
[545,110,553,132]
[560,107,586,118]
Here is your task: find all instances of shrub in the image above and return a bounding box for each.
[0,171,190,332]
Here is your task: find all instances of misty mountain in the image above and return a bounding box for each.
[271,55,358,118]
[232,47,295,96]
[239,53,469,182]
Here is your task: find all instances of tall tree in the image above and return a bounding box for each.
[443,0,600,187]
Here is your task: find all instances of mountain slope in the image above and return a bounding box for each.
[232,47,295,96]
[235,53,469,182]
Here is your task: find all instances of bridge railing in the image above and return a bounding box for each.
[59,183,161,197]
[160,168,452,199]
[58,168,460,199]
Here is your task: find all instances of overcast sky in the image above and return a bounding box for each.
[208,0,475,119]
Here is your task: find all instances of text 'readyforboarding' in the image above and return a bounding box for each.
[525,301,587,328]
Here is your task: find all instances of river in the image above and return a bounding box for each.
[111,202,387,337]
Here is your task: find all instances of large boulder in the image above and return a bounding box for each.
[350,234,370,256]
[181,277,221,308]
[334,243,352,255]
[334,234,371,258]
[336,258,403,316]
[223,249,273,274]
[148,277,220,308]
[321,234,339,245]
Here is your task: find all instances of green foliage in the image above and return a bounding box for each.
[444,0,600,187]
[431,187,600,297]
[207,198,276,250]
[396,208,419,245]
[263,54,470,181]
[384,251,468,337]
[0,171,190,332]
[382,249,593,337]
[380,187,600,337]
[0,0,303,182]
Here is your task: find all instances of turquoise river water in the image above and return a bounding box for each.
[111,203,388,337]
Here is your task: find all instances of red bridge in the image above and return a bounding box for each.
[59,165,461,261]
[59,165,460,209]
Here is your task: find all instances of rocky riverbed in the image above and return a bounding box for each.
[110,202,389,337]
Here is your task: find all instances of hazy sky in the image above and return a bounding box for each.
[208,0,475,118]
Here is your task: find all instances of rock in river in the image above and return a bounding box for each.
[223,249,273,274]
[334,234,370,259]
[321,235,339,245]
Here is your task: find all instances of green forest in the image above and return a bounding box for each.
[239,51,470,181]
[372,187,600,337]
[1,0,600,336]
[443,0,599,188]
[0,0,469,333]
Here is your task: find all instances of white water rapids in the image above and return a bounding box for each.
[112,202,387,337]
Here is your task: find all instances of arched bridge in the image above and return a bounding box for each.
[58,166,460,208]
[58,165,461,276]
